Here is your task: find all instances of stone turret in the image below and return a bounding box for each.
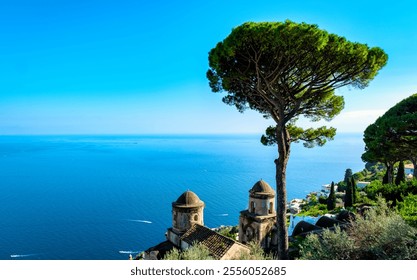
[167,190,205,247]
[172,190,205,233]
[239,180,277,249]
[248,180,276,215]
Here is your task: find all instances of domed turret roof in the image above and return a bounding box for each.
[250,180,275,196]
[173,190,204,208]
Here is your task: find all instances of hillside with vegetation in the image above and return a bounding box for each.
[290,94,417,259]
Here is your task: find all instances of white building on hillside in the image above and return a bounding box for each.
[405,163,415,176]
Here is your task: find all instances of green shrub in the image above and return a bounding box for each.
[365,179,417,205]
[164,243,214,260]
[298,203,328,216]
[217,226,238,240]
[299,197,417,260]
[235,241,273,260]
[309,193,318,203]
[337,181,346,192]
[299,227,355,260]
[364,180,383,200]
[397,194,417,228]
[164,240,273,260]
[318,195,327,205]
[353,171,365,181]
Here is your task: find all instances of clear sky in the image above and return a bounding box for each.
[1,0,416,135]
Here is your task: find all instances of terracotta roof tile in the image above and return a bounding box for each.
[180,224,235,259]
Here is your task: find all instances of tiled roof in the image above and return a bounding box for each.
[180,224,236,260]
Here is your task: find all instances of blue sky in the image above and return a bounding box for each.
[1,0,416,134]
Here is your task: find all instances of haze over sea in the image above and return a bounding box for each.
[0,133,364,260]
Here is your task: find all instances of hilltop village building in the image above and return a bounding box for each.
[405,163,415,177]
[143,180,278,259]
[239,180,278,250]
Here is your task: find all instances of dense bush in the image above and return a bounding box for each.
[318,195,327,205]
[355,192,376,205]
[299,227,355,260]
[364,179,417,205]
[336,181,346,192]
[236,241,273,260]
[299,198,417,260]
[353,171,365,181]
[298,203,328,216]
[397,194,417,228]
[217,226,238,240]
[164,243,214,260]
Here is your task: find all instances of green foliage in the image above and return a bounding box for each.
[163,243,214,260]
[396,161,406,185]
[351,177,358,204]
[163,240,273,260]
[309,193,317,204]
[397,194,417,228]
[208,19,387,145]
[299,198,417,259]
[327,181,336,210]
[336,181,346,192]
[236,241,273,260]
[261,124,336,148]
[382,169,390,184]
[300,191,338,216]
[288,236,305,260]
[362,121,398,177]
[298,203,328,216]
[318,195,327,205]
[353,163,385,183]
[345,179,353,207]
[365,162,386,174]
[299,227,355,260]
[364,179,417,205]
[353,171,365,181]
[362,94,417,184]
[208,21,387,122]
[355,192,376,205]
[364,180,383,200]
[217,226,238,240]
[344,169,353,183]
[338,168,353,193]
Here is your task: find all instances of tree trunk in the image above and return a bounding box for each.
[275,124,290,260]
[384,162,394,184]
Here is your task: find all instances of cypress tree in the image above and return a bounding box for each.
[345,179,353,207]
[395,161,406,185]
[351,177,357,204]
[327,181,336,211]
[344,168,353,184]
[382,170,389,184]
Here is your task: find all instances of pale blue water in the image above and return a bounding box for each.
[0,133,364,259]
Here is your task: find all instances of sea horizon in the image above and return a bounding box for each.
[0,133,365,260]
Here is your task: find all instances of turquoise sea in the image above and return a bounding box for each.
[0,134,364,260]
